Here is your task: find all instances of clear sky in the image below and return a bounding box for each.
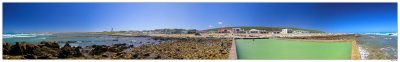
[3,3,397,33]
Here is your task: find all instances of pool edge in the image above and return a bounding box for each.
[351,40,361,60]
[228,38,238,60]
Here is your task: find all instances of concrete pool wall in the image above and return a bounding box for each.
[351,40,361,60]
[228,38,237,60]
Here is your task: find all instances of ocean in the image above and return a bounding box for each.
[3,33,162,47]
[357,32,397,60]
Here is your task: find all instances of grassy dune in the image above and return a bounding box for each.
[235,39,352,60]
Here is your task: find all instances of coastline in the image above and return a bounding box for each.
[3,33,364,59]
[3,37,232,59]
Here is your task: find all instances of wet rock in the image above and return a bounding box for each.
[90,45,108,55]
[33,46,59,59]
[3,43,12,54]
[74,46,83,57]
[40,41,60,49]
[108,43,130,52]
[59,43,82,58]
[113,43,127,47]
[129,45,134,47]
[66,41,77,43]
[9,42,39,55]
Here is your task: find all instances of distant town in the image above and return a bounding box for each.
[96,26,344,38]
[105,27,311,34]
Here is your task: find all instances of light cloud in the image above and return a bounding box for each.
[218,22,223,25]
[208,25,213,28]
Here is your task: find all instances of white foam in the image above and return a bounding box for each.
[358,46,369,60]
[362,32,397,36]
[3,33,52,38]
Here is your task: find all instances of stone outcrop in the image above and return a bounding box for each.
[9,42,40,55]
[130,37,232,59]
[32,46,59,59]
[59,43,82,58]
[3,37,232,59]
[39,41,60,49]
[3,43,12,54]
[89,45,109,55]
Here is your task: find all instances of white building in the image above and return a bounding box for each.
[270,31,281,34]
[232,28,245,33]
[281,29,293,34]
[260,30,268,34]
[249,29,260,33]
[293,30,309,34]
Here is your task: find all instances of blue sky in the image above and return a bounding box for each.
[3,3,397,33]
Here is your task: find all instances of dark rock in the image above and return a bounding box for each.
[191,47,196,49]
[129,45,134,47]
[9,42,39,55]
[108,43,129,52]
[40,41,60,49]
[90,45,108,55]
[144,54,150,56]
[3,43,12,54]
[102,54,108,57]
[59,43,82,58]
[74,46,82,57]
[66,41,77,43]
[155,55,161,59]
[132,54,138,58]
[113,43,127,47]
[33,46,59,58]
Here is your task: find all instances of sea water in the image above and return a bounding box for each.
[357,32,397,60]
[3,33,161,47]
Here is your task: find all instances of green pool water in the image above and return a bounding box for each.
[235,39,352,60]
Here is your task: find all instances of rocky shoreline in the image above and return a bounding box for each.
[3,37,232,59]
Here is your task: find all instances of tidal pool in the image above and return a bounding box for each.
[235,39,352,60]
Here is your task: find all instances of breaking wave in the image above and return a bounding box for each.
[362,32,397,36]
[3,33,52,38]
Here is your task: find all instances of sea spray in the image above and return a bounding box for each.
[3,33,52,38]
[358,46,369,60]
[362,32,397,36]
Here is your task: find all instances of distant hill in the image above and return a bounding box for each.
[205,26,324,33]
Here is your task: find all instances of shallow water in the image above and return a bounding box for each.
[3,33,162,47]
[356,34,397,60]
